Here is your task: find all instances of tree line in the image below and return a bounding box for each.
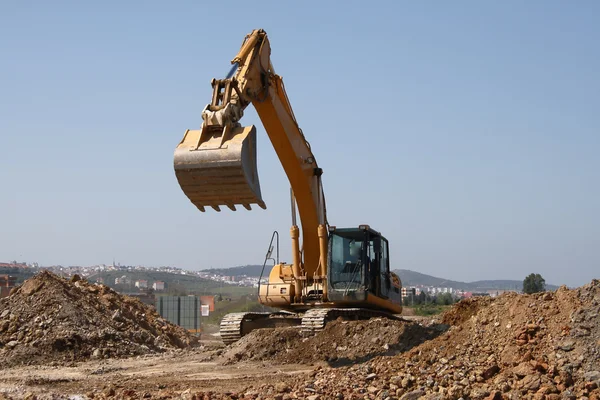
[403,291,458,306]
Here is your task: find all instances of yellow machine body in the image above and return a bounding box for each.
[258,264,295,309]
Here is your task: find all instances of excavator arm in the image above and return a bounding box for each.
[174,29,327,281]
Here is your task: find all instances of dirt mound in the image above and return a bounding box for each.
[221,317,446,366]
[0,271,198,367]
[223,280,600,399]
[441,295,493,326]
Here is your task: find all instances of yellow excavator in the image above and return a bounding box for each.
[174,29,402,344]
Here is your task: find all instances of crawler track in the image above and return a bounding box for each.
[300,308,403,334]
[219,312,272,345]
[220,309,403,345]
[219,312,301,345]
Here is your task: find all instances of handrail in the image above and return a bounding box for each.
[257,230,279,297]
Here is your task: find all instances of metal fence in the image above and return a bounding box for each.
[155,295,200,332]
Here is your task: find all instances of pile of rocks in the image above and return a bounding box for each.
[206,280,600,399]
[221,317,445,366]
[269,280,600,400]
[0,271,198,367]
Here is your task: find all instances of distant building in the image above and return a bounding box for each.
[485,289,514,298]
[135,280,148,289]
[152,281,165,291]
[0,275,17,298]
[114,275,132,285]
[0,262,28,269]
[401,287,416,298]
[200,295,215,312]
[0,275,16,287]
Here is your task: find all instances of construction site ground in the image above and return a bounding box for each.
[0,321,436,399]
[0,346,314,398]
[1,271,600,399]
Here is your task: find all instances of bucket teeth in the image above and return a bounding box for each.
[174,125,266,212]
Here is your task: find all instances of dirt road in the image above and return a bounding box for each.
[0,345,314,399]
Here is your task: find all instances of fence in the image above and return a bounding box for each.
[155,295,200,332]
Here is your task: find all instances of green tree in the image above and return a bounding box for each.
[523,273,546,294]
[436,292,454,306]
[167,282,188,296]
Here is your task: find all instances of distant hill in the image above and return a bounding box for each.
[88,270,253,297]
[202,264,266,277]
[393,269,468,290]
[394,269,559,291]
[205,264,559,291]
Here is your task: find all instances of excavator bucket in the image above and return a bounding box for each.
[174,125,266,212]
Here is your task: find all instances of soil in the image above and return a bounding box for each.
[0,347,311,400]
[0,271,198,368]
[220,318,447,366]
[1,272,600,400]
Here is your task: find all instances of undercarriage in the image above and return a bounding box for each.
[219,308,403,345]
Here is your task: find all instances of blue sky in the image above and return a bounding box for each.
[1,1,598,287]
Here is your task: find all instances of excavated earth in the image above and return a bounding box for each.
[1,274,600,400]
[220,318,446,366]
[227,280,600,400]
[0,271,198,367]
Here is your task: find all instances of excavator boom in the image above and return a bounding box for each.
[174,29,325,276]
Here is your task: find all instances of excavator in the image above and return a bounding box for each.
[174,29,403,344]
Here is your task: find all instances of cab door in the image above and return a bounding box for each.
[366,234,380,296]
[379,237,391,299]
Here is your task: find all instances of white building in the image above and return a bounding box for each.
[135,280,148,288]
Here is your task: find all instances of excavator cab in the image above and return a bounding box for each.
[327,225,401,308]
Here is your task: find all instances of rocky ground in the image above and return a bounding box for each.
[0,271,198,367]
[1,273,599,400]
[232,280,600,400]
[220,318,446,366]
